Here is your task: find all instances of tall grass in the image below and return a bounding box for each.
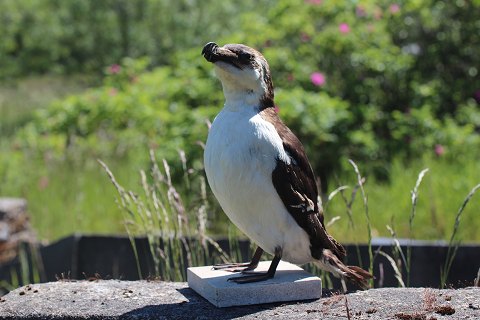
[440,183,480,288]
[326,160,479,288]
[336,178,365,271]
[1,150,477,289]
[326,155,480,243]
[348,159,373,287]
[383,224,407,287]
[99,150,229,281]
[99,155,454,288]
[406,168,429,286]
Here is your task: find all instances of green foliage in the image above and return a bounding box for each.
[276,89,359,187]
[15,56,220,171]
[1,0,479,244]
[3,0,480,186]
[0,0,271,78]
[219,0,480,182]
[0,74,90,137]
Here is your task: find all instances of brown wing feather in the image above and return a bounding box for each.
[259,107,346,259]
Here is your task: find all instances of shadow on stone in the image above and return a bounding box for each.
[120,287,288,319]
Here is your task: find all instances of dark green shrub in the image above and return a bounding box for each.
[0,0,272,78]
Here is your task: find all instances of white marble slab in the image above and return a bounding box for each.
[187,260,322,308]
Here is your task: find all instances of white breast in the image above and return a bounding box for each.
[204,107,313,264]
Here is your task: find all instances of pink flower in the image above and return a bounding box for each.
[389,3,400,14]
[435,144,445,156]
[274,105,280,113]
[108,64,121,74]
[305,0,322,4]
[339,23,350,34]
[310,72,326,87]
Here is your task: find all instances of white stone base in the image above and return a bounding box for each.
[187,260,322,308]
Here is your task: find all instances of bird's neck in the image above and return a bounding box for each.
[222,87,265,112]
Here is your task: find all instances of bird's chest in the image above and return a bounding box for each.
[204,110,280,197]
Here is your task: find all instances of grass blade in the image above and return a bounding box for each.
[386,224,407,273]
[377,250,405,287]
[98,159,143,279]
[324,185,349,212]
[440,183,480,288]
[348,159,373,288]
[407,168,429,286]
[474,267,480,287]
[326,216,341,228]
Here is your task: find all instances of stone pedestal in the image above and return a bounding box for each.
[187,260,322,307]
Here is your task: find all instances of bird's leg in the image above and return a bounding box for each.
[228,247,282,284]
[213,247,264,272]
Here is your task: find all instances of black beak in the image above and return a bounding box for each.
[202,42,219,63]
[202,42,243,69]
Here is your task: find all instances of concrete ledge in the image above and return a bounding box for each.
[0,280,478,319]
[187,261,322,307]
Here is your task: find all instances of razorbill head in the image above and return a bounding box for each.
[202,42,372,288]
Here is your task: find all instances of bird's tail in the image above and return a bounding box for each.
[315,249,373,290]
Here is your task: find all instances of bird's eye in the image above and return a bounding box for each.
[238,52,252,61]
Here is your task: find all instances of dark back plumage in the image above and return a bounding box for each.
[259,107,346,260]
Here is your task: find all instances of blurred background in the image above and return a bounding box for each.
[0,0,479,249]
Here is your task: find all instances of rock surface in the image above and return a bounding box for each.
[0,280,478,319]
